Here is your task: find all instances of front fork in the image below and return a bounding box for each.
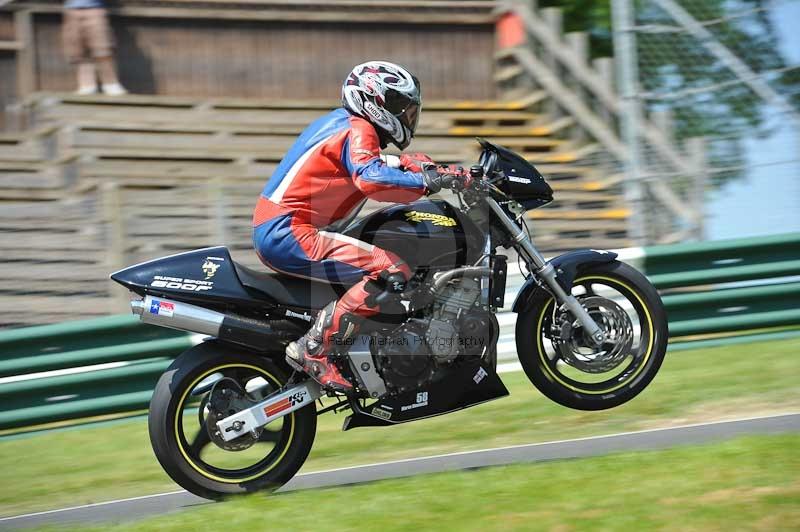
[484,198,606,346]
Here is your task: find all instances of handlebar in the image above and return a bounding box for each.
[429,163,509,202]
[445,164,510,203]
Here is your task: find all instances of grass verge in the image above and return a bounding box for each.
[78,433,800,532]
[1,337,798,517]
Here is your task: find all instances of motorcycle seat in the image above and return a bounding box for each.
[234,262,349,310]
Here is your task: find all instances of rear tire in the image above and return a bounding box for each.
[516,260,668,411]
[148,341,316,499]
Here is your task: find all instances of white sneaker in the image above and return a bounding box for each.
[102,83,128,96]
[75,85,98,95]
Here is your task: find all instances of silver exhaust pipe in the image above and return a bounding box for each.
[131,295,297,350]
[132,295,223,336]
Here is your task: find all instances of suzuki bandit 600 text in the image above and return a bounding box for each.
[112,139,668,499]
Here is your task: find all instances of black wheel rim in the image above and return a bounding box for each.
[535,274,655,395]
[174,363,296,483]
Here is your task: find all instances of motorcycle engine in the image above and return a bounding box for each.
[426,276,483,363]
[375,277,490,393]
[374,320,435,394]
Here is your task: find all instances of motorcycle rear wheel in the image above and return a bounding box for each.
[148,341,316,499]
[516,260,668,411]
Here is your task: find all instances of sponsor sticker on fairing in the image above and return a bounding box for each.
[151,275,213,292]
[201,258,221,280]
[149,300,174,317]
[285,309,313,322]
[371,407,392,420]
[401,391,429,412]
[404,211,457,227]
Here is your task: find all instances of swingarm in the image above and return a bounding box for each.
[215,381,323,442]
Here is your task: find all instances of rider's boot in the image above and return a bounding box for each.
[286,301,354,393]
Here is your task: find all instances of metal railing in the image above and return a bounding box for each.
[1,233,798,431]
[495,0,709,244]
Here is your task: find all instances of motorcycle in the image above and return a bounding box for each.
[111,138,668,499]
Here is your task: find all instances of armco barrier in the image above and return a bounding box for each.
[0,358,174,429]
[0,316,193,430]
[663,282,800,337]
[647,232,800,337]
[1,232,798,431]
[643,232,800,288]
[0,315,188,377]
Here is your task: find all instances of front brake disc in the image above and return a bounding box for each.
[553,296,634,373]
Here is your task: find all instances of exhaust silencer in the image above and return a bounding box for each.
[131,295,293,350]
[132,295,223,336]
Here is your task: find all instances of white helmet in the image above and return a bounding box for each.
[342,61,422,150]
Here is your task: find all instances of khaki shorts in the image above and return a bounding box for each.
[62,8,114,63]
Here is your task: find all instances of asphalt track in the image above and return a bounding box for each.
[2,412,798,530]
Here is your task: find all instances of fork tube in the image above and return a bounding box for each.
[484,199,547,269]
[484,198,605,345]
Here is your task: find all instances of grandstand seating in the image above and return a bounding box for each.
[0,93,628,327]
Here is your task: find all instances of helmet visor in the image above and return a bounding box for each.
[384,89,421,137]
[398,102,420,136]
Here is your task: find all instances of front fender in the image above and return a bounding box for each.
[511,249,618,313]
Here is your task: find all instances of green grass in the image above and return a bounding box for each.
[79,433,800,532]
[1,338,799,518]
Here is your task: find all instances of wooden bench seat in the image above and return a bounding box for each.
[0,293,113,324]
[0,233,103,250]
[35,94,526,113]
[37,101,544,130]
[0,93,629,326]
[3,249,106,263]
[529,208,630,221]
[529,218,627,233]
[68,127,564,158]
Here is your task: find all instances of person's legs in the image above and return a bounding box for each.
[284,226,411,391]
[85,8,127,95]
[298,229,410,347]
[254,216,409,391]
[96,57,126,94]
[63,9,97,94]
[76,62,98,94]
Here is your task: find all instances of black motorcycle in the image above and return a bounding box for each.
[111,139,668,499]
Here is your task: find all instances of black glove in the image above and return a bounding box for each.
[423,165,468,194]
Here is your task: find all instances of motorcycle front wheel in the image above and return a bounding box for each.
[148,341,316,499]
[516,260,668,411]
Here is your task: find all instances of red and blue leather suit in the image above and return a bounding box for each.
[252,108,427,352]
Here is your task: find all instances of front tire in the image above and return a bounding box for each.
[148,341,316,499]
[516,260,668,410]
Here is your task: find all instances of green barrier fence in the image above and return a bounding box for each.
[0,232,798,431]
[0,358,173,429]
[663,281,800,336]
[0,315,187,377]
[643,232,800,288]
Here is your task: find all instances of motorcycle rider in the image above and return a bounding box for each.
[253,61,464,392]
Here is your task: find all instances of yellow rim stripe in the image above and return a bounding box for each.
[535,275,655,394]
[174,363,295,484]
